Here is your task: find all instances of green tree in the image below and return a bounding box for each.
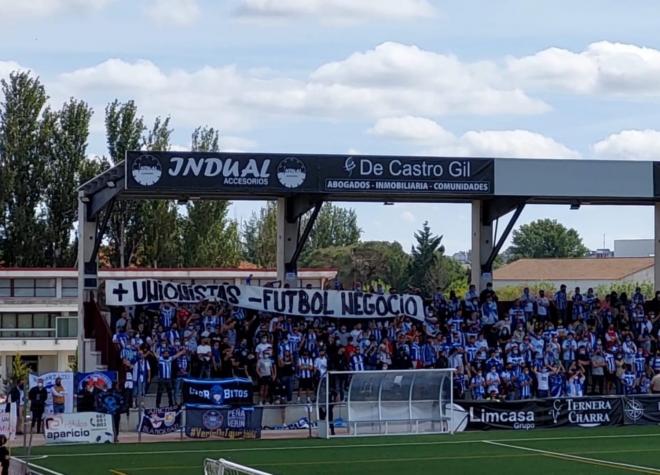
[11,353,31,384]
[0,72,49,266]
[408,221,444,296]
[242,201,361,268]
[508,218,589,260]
[79,155,111,185]
[104,100,145,267]
[242,202,278,267]
[305,241,410,289]
[42,98,93,266]
[139,117,182,267]
[300,204,361,264]
[181,126,242,267]
[428,256,469,295]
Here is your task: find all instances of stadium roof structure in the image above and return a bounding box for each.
[494,257,654,282]
[78,152,660,287]
[76,152,660,369]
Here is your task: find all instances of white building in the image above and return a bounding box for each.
[493,257,654,290]
[614,239,654,258]
[0,267,336,381]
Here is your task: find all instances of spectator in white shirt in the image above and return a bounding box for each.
[196,334,212,378]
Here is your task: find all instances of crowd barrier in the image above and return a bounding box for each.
[452,395,660,432]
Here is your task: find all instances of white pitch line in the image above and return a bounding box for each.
[39,431,660,459]
[484,440,660,474]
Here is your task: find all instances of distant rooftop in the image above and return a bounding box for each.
[494,257,653,281]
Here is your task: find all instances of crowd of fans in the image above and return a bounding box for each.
[111,282,660,407]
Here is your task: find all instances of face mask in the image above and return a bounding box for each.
[38,383,43,388]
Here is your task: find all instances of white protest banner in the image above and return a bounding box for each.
[29,371,75,414]
[105,279,426,321]
[0,411,16,440]
[44,412,114,444]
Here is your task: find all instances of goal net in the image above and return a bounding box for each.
[203,459,272,475]
[317,368,455,438]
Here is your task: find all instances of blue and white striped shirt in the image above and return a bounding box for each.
[350,354,365,372]
[160,306,176,328]
[622,372,636,394]
[158,356,173,379]
[634,355,646,376]
[298,356,314,378]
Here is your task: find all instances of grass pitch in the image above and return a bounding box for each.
[15,425,660,475]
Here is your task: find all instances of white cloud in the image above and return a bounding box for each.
[507,41,660,96]
[221,136,257,152]
[457,130,580,159]
[237,0,435,22]
[0,0,111,20]
[54,43,548,133]
[169,144,189,152]
[368,116,454,144]
[592,130,660,160]
[400,210,416,223]
[311,42,548,116]
[369,115,580,159]
[0,61,28,79]
[145,0,200,26]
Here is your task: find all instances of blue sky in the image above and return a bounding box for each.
[2,0,660,254]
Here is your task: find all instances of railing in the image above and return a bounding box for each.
[0,317,77,339]
[84,299,119,370]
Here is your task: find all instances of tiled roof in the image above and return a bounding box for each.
[494,257,653,281]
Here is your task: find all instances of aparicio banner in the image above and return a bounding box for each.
[623,395,660,425]
[125,151,494,197]
[185,406,263,439]
[138,406,183,435]
[453,396,624,431]
[105,279,426,321]
[44,412,114,444]
[29,371,75,414]
[182,378,254,407]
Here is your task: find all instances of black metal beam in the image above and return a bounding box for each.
[483,202,525,272]
[285,195,320,222]
[88,181,124,218]
[90,199,115,266]
[288,200,323,269]
[483,197,528,224]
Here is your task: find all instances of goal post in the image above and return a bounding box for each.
[317,368,455,438]
[203,458,273,475]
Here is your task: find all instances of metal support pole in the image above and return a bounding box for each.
[325,371,330,439]
[484,203,525,271]
[181,406,185,440]
[138,403,143,443]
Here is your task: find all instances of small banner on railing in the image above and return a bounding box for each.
[75,371,118,410]
[0,412,16,440]
[43,412,114,444]
[623,396,660,425]
[185,406,263,439]
[182,378,254,407]
[28,371,75,414]
[138,406,183,435]
[452,396,625,431]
